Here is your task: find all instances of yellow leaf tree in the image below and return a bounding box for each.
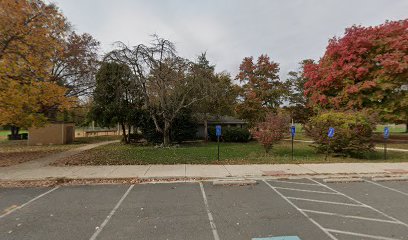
[0,0,74,136]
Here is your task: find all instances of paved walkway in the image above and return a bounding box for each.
[1,139,408,181]
[1,162,408,181]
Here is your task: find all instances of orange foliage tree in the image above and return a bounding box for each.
[0,0,74,132]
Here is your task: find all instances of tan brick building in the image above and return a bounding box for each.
[28,122,75,145]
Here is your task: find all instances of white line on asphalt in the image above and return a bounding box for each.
[274,186,340,195]
[269,179,321,186]
[308,178,408,228]
[326,228,400,240]
[263,180,338,240]
[89,185,134,240]
[366,180,408,197]
[199,182,220,240]
[286,197,365,207]
[301,209,401,224]
[0,186,59,219]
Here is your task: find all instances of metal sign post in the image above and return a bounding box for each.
[216,125,222,161]
[384,126,389,160]
[325,127,335,160]
[291,125,296,161]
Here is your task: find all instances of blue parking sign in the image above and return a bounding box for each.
[384,127,390,139]
[328,127,335,138]
[216,125,222,137]
[291,126,296,137]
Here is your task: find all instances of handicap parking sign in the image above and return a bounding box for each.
[216,125,222,137]
[328,127,335,138]
[291,126,296,137]
[384,127,390,139]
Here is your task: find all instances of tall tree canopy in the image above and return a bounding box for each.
[0,0,100,133]
[107,36,211,146]
[0,0,73,129]
[193,53,238,140]
[236,54,287,125]
[304,19,408,127]
[91,62,144,143]
[284,59,314,123]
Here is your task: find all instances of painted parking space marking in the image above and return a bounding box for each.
[263,180,338,240]
[326,228,400,240]
[274,186,340,195]
[366,180,408,197]
[266,179,408,240]
[252,236,301,240]
[0,186,59,219]
[286,197,364,207]
[301,209,400,224]
[308,178,408,228]
[268,179,320,186]
[89,185,134,240]
[199,182,220,240]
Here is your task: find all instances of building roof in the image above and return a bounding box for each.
[206,115,247,124]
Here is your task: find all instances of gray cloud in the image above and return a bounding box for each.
[52,0,408,79]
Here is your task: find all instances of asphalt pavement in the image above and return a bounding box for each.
[1,178,408,240]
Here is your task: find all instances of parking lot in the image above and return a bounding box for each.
[1,178,408,240]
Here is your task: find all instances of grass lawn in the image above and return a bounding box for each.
[54,141,408,166]
[0,135,121,167]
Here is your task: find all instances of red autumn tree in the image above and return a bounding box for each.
[304,19,408,130]
[251,113,289,153]
[236,54,287,125]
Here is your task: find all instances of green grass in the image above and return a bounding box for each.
[73,135,121,144]
[0,130,28,137]
[56,141,408,166]
[375,124,406,133]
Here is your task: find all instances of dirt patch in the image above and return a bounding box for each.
[0,177,209,188]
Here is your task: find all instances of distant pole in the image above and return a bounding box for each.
[291,119,294,161]
[384,137,387,160]
[217,136,220,161]
[325,138,330,161]
[216,125,222,162]
[384,126,389,160]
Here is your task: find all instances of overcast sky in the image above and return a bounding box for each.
[51,0,407,79]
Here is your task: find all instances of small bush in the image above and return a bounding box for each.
[208,126,251,142]
[251,113,290,153]
[304,111,376,156]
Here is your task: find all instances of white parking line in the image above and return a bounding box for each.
[301,209,400,224]
[263,180,338,240]
[366,180,408,197]
[308,178,408,228]
[199,182,220,240]
[89,185,134,240]
[274,186,340,195]
[326,228,400,240]
[286,197,365,207]
[0,186,59,219]
[269,179,321,186]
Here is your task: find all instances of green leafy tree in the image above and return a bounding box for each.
[305,111,376,157]
[193,53,239,140]
[284,59,314,123]
[91,62,144,143]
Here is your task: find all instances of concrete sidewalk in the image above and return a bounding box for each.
[1,162,408,181]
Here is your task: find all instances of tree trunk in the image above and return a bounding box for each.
[127,124,132,143]
[163,120,171,146]
[204,120,208,142]
[121,123,128,143]
[406,117,408,133]
[10,126,20,136]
